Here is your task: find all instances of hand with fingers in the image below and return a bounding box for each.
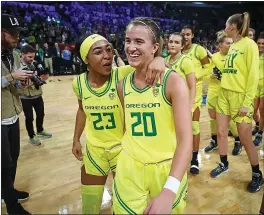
[210,73,218,79]
[237,106,249,117]
[145,56,166,87]
[72,140,83,161]
[12,69,34,81]
[143,188,175,214]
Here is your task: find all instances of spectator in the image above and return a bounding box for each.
[61,45,71,73]
[53,42,61,75]
[34,43,44,63]
[43,42,53,75]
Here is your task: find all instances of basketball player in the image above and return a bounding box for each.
[113,17,192,214]
[253,36,264,146]
[249,27,261,136]
[204,31,242,156]
[248,27,255,40]
[211,12,263,193]
[181,25,211,174]
[72,34,167,214]
[165,32,196,110]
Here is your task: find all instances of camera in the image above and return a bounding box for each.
[23,63,47,89]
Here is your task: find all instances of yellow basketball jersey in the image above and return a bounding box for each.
[259,53,264,86]
[76,68,124,149]
[165,54,194,80]
[121,68,177,163]
[182,43,207,85]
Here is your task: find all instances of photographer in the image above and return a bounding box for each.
[20,44,52,146]
[1,14,32,215]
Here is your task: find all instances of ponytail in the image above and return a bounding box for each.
[228,12,250,37]
[241,12,250,37]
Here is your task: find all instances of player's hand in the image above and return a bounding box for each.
[143,188,175,214]
[12,69,33,80]
[146,56,165,87]
[210,74,218,79]
[72,140,83,161]
[238,106,249,117]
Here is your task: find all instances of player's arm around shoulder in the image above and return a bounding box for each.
[165,71,193,179]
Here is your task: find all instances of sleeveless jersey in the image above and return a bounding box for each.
[165,54,194,80]
[73,68,124,149]
[182,43,207,86]
[121,68,177,163]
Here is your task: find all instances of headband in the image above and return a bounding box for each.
[133,20,158,43]
[80,34,107,62]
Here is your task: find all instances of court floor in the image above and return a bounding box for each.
[1,75,263,214]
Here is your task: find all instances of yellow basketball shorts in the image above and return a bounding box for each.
[207,87,220,110]
[192,84,203,113]
[256,84,264,98]
[113,150,188,214]
[216,88,254,124]
[82,143,122,176]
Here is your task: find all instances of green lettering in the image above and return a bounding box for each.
[131,112,157,136]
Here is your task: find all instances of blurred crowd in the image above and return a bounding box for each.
[1,1,263,75]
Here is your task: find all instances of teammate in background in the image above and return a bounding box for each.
[165,32,196,110]
[204,31,242,156]
[248,27,255,40]
[249,27,261,136]
[72,34,168,214]
[211,12,263,193]
[181,25,211,175]
[253,36,264,146]
[113,17,192,214]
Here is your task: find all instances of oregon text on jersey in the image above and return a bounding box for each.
[84,104,119,110]
[125,102,161,109]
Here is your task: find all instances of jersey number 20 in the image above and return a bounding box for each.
[131,112,157,136]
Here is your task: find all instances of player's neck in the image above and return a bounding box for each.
[170,52,181,62]
[134,58,153,80]
[260,51,264,56]
[219,50,226,56]
[184,43,192,51]
[232,33,242,43]
[87,70,110,88]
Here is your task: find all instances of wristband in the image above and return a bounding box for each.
[163,176,180,194]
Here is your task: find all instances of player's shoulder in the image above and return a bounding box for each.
[72,73,85,85]
[212,52,220,58]
[194,43,206,51]
[165,68,184,83]
[243,37,257,47]
[181,54,192,63]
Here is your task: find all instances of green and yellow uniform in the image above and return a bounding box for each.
[216,37,259,123]
[207,52,225,110]
[256,53,264,98]
[72,66,133,176]
[165,54,194,81]
[182,44,209,112]
[113,69,188,214]
[207,52,238,136]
